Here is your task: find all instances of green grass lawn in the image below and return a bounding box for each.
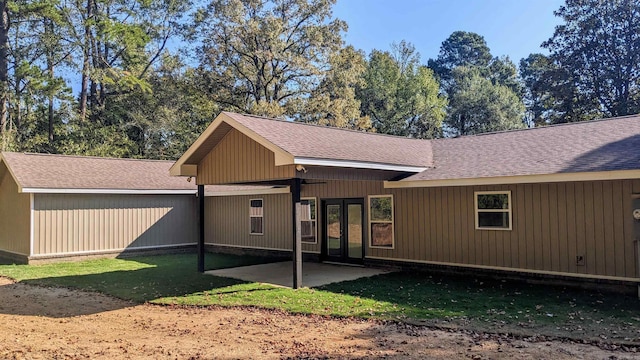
[0,253,639,344]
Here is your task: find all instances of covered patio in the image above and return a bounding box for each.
[206,261,390,288]
[170,112,421,289]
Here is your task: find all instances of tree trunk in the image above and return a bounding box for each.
[0,0,9,150]
[89,0,100,118]
[46,18,54,142]
[80,0,93,122]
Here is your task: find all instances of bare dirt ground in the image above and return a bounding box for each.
[0,277,637,360]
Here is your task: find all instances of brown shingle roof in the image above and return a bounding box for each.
[1,152,286,195]
[403,115,640,182]
[1,152,197,191]
[224,112,432,168]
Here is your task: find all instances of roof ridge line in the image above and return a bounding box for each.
[473,114,639,137]
[8,152,177,163]
[428,113,640,141]
[223,111,430,142]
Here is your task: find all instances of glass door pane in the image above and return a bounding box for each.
[347,204,363,259]
[326,204,342,257]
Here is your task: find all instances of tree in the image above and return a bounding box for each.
[0,0,190,155]
[300,46,371,130]
[542,0,640,118]
[445,66,525,136]
[429,31,525,135]
[519,53,596,126]
[488,56,522,97]
[69,0,188,122]
[0,0,9,149]
[427,31,492,91]
[0,0,74,152]
[358,41,446,138]
[193,0,346,119]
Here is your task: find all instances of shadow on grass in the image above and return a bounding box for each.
[4,252,640,344]
[0,253,277,318]
[319,271,640,342]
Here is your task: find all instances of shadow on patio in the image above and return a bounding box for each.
[206,261,391,288]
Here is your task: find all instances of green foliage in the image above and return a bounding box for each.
[427,31,493,91]
[429,31,526,135]
[89,57,218,158]
[518,53,596,126]
[476,193,509,210]
[299,45,371,130]
[542,0,640,119]
[193,0,349,120]
[445,66,525,135]
[369,196,392,221]
[0,0,191,156]
[4,0,635,156]
[358,41,446,138]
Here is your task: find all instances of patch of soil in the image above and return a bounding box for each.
[0,277,637,359]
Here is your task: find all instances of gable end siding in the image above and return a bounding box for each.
[198,128,295,185]
[0,163,30,256]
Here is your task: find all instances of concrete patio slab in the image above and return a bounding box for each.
[205,261,391,288]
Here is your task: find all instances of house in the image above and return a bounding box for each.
[0,152,289,264]
[172,111,640,290]
[0,152,201,263]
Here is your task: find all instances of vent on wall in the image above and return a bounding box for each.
[576,255,585,266]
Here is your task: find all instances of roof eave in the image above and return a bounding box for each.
[21,188,197,195]
[384,169,640,188]
[293,157,427,173]
[169,164,197,177]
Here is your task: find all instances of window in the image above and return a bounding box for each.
[250,199,263,235]
[300,197,317,243]
[369,195,394,248]
[475,191,512,230]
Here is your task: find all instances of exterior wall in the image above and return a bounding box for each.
[198,128,295,184]
[206,193,309,252]
[302,179,388,256]
[32,194,197,257]
[206,180,389,254]
[206,178,640,281]
[382,179,640,280]
[0,163,30,256]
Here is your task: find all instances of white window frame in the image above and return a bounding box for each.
[368,194,395,249]
[249,198,264,235]
[300,197,317,244]
[474,191,512,231]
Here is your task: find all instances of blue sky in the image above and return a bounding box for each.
[333,0,565,64]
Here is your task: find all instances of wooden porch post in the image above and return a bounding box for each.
[197,184,205,273]
[291,178,302,289]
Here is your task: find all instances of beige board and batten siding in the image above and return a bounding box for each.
[0,162,30,256]
[206,193,317,253]
[32,194,197,257]
[198,128,295,185]
[205,180,392,254]
[385,179,640,279]
[301,179,389,258]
